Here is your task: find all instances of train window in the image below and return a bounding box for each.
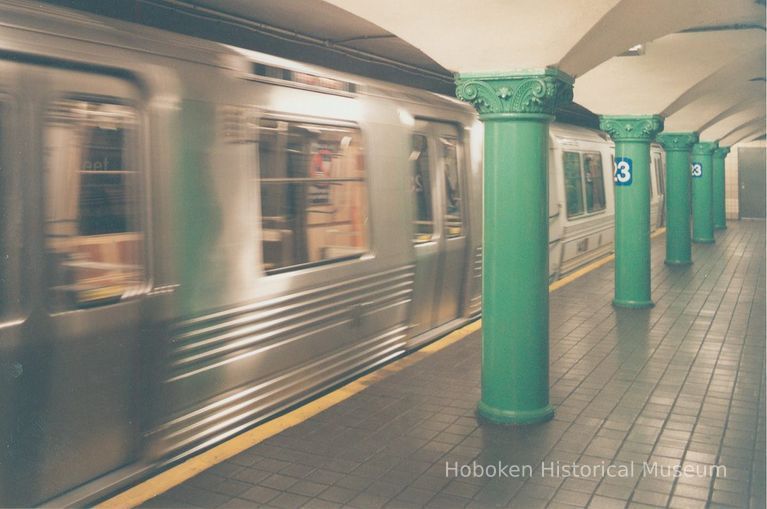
[440,136,463,237]
[583,152,606,213]
[563,151,584,217]
[411,134,433,242]
[654,154,665,195]
[44,99,144,311]
[258,119,368,273]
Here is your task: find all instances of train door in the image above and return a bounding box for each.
[409,121,467,338]
[409,122,438,336]
[548,140,565,280]
[431,122,467,326]
[5,64,147,506]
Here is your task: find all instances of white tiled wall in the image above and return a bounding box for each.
[725,140,766,219]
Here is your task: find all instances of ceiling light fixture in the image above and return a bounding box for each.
[619,44,645,57]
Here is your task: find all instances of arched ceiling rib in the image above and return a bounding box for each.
[709,114,767,144]
[662,48,765,117]
[574,29,764,115]
[721,118,766,146]
[701,103,766,141]
[558,0,765,77]
[664,79,765,133]
[698,96,766,134]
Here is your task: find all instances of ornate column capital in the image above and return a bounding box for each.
[455,68,573,118]
[692,141,719,156]
[599,115,664,142]
[656,132,699,151]
[713,146,731,159]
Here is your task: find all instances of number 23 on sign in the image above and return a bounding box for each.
[691,162,703,178]
[613,157,633,186]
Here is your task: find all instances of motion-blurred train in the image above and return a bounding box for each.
[0,2,666,506]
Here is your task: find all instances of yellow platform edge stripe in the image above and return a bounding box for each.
[98,228,665,508]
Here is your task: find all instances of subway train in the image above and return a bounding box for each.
[0,2,665,506]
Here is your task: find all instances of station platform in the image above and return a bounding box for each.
[110,221,765,509]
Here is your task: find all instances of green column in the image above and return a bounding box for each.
[691,141,718,243]
[456,69,573,425]
[713,146,730,230]
[600,115,664,309]
[657,132,698,266]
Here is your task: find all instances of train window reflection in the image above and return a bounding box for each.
[563,151,584,217]
[411,134,433,242]
[564,151,606,218]
[583,152,606,213]
[44,100,144,310]
[440,136,463,238]
[258,119,368,273]
[654,154,665,195]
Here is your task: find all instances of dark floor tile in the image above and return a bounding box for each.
[347,492,391,509]
[259,473,300,491]
[239,485,281,504]
[318,485,358,504]
[631,489,669,506]
[588,495,627,509]
[424,493,470,509]
[287,480,329,497]
[231,467,272,485]
[163,484,232,508]
[668,495,708,509]
[672,482,709,501]
[268,491,311,509]
[211,479,252,497]
[216,498,258,509]
[301,498,343,509]
[710,489,748,507]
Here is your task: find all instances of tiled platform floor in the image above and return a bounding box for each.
[142,221,765,509]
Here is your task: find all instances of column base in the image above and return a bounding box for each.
[665,259,692,266]
[612,298,654,309]
[692,237,715,244]
[477,401,554,425]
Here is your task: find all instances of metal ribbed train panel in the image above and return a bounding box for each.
[469,245,482,316]
[149,265,414,456]
[150,326,406,457]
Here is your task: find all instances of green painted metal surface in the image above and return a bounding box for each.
[691,141,718,243]
[600,115,664,309]
[657,132,698,266]
[713,146,730,230]
[456,69,573,425]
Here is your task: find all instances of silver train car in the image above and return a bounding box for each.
[0,2,665,506]
[548,124,666,278]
